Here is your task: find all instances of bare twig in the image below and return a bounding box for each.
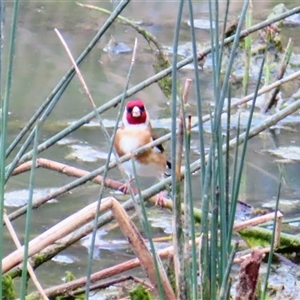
[182,79,192,105]
[235,249,263,300]
[263,38,294,113]
[70,275,153,297]
[77,3,163,52]
[233,211,283,232]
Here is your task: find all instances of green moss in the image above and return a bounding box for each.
[166,257,177,294]
[2,275,15,300]
[152,51,174,100]
[52,272,84,300]
[33,253,47,266]
[26,295,41,300]
[239,227,300,251]
[65,271,76,282]
[129,284,152,300]
[267,3,286,27]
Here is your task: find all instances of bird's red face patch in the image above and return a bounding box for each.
[125,99,147,125]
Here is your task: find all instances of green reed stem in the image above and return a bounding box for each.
[200,146,212,299]
[210,131,218,299]
[208,0,217,94]
[214,0,220,86]
[217,131,227,278]
[218,0,230,75]
[243,0,252,97]
[225,90,231,227]
[131,160,166,299]
[228,112,240,252]
[0,1,4,290]
[0,1,20,294]
[261,179,282,299]
[187,0,206,184]
[218,242,238,300]
[215,0,249,128]
[220,87,232,278]
[211,3,249,286]
[228,52,266,248]
[20,123,39,299]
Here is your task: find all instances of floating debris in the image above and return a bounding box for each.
[163,42,203,58]
[52,254,77,265]
[103,35,132,55]
[262,199,300,212]
[79,119,117,128]
[268,146,300,161]
[56,137,78,146]
[148,214,173,235]
[185,19,215,29]
[284,13,300,26]
[66,144,109,162]
[4,188,58,207]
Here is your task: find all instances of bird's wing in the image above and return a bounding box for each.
[151,133,165,153]
[152,134,172,171]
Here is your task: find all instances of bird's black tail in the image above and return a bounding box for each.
[164,160,172,176]
[166,160,172,169]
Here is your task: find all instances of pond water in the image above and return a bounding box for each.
[3,0,300,297]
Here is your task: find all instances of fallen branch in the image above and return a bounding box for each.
[12,158,123,190]
[3,197,175,299]
[26,211,286,298]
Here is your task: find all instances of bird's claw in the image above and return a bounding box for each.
[118,178,134,194]
[118,183,130,194]
[155,192,167,207]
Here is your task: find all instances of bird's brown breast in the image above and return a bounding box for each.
[114,127,166,172]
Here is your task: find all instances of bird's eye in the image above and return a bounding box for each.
[127,107,133,113]
[139,105,145,112]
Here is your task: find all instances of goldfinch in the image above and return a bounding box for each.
[114,99,170,204]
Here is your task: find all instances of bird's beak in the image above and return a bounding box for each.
[131,106,141,117]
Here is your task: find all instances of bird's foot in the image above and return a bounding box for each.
[155,191,168,207]
[118,179,134,194]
